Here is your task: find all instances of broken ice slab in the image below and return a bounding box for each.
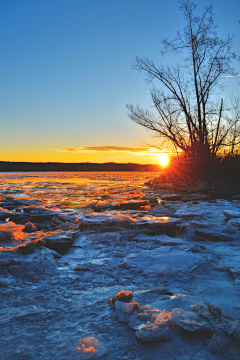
[43,230,76,254]
[135,215,182,229]
[141,195,158,203]
[118,200,150,210]
[188,220,212,228]
[78,212,136,226]
[109,291,240,348]
[0,207,11,220]
[7,248,57,281]
[78,211,182,232]
[121,246,201,276]
[171,307,212,332]
[132,233,186,246]
[175,209,203,217]
[194,228,236,241]
[21,206,57,221]
[229,218,240,229]
[0,305,51,325]
[160,194,183,201]
[0,221,26,242]
[75,337,108,359]
[223,210,240,219]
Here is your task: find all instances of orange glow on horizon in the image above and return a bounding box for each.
[0,144,178,164]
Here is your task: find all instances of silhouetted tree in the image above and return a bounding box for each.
[127,0,240,158]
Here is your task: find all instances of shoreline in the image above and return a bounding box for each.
[0,161,160,172]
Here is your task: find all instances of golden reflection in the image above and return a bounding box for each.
[0,222,26,241]
[77,344,96,353]
[0,172,160,214]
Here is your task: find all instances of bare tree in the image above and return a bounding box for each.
[127,0,239,158]
[222,96,240,155]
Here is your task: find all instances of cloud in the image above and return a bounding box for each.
[80,146,148,152]
[54,146,147,153]
[52,146,170,156]
[219,74,240,79]
[60,148,80,152]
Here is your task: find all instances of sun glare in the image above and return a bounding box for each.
[158,155,169,167]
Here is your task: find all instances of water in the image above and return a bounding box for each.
[0,171,158,211]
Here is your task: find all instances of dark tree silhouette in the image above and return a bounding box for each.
[127,0,240,158]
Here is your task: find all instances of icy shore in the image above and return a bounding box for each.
[0,172,240,359]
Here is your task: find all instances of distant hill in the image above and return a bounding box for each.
[0,161,160,172]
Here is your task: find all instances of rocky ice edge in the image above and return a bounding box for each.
[109,290,240,345]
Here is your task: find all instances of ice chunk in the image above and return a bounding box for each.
[0,207,11,220]
[135,317,171,343]
[175,209,203,217]
[75,337,108,359]
[171,307,212,332]
[223,210,240,219]
[111,290,133,303]
[8,248,57,281]
[122,248,200,276]
[229,218,240,229]
[114,300,139,323]
[161,194,183,201]
[109,291,240,344]
[0,221,25,241]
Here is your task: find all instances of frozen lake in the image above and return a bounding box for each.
[0,172,240,359]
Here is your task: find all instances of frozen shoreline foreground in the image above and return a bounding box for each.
[0,172,240,359]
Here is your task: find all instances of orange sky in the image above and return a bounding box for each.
[0,144,172,164]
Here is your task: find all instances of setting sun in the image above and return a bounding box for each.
[158,155,170,167]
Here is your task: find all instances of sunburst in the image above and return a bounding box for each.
[158,155,170,167]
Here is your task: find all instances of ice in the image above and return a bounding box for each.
[75,337,108,359]
[0,305,51,325]
[122,247,201,277]
[7,248,57,280]
[161,194,183,201]
[175,209,203,217]
[215,246,240,278]
[43,229,75,254]
[109,290,240,347]
[0,207,11,220]
[78,212,134,226]
[133,233,185,245]
[0,221,26,241]
[134,215,182,228]
[0,172,240,359]
[229,217,240,228]
[223,210,240,219]
[171,307,212,332]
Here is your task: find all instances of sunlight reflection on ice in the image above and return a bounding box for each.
[0,172,159,211]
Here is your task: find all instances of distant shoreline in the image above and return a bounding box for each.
[0,161,160,172]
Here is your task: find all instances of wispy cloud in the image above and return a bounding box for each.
[52,146,170,157]
[60,148,80,152]
[80,146,147,152]
[219,74,240,79]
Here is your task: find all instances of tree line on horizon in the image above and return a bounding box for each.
[0,161,160,172]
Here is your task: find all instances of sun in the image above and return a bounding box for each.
[158,155,170,167]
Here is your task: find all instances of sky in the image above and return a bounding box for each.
[0,0,240,164]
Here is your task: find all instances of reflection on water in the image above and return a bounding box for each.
[0,172,159,212]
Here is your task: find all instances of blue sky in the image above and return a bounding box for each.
[0,0,239,163]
